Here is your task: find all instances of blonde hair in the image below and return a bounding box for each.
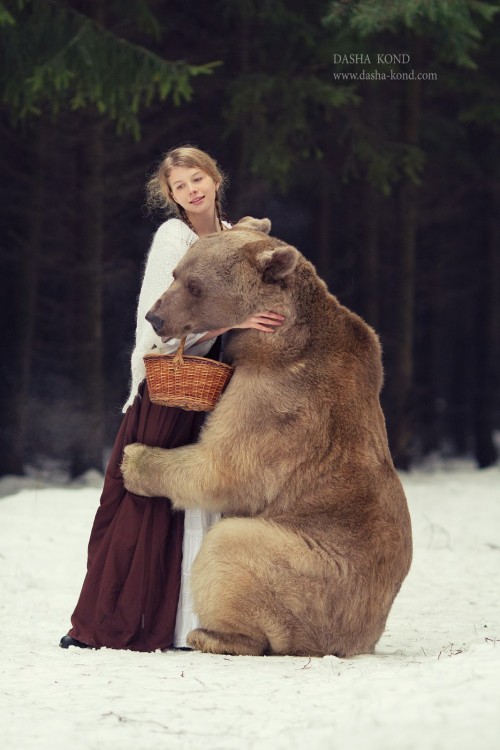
[146,145,228,231]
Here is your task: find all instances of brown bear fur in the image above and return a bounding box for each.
[121,216,412,658]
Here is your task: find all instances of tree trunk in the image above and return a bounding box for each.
[386,36,422,469]
[359,180,380,329]
[232,19,252,217]
[70,113,105,476]
[359,83,381,329]
[474,186,500,467]
[316,175,333,286]
[18,123,47,462]
[0,122,45,475]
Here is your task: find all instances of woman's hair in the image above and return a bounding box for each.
[146,145,228,231]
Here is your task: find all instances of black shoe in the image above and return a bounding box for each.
[59,634,92,649]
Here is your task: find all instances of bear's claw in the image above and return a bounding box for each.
[121,442,152,496]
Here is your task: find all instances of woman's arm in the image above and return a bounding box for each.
[196,312,285,344]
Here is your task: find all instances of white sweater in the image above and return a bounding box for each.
[122,218,219,412]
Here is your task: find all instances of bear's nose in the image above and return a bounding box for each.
[145,311,163,333]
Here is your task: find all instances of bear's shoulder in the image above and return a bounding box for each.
[343,309,380,353]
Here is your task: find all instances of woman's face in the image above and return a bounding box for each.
[168,165,219,218]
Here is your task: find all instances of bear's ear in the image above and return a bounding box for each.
[235,216,272,234]
[256,245,299,283]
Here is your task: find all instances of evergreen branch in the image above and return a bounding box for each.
[0,0,220,134]
[0,2,15,25]
[324,0,499,68]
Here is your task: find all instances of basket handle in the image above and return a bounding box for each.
[172,336,187,366]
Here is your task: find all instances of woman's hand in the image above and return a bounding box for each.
[232,311,285,333]
[197,311,285,343]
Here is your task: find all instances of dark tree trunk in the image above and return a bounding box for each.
[390,181,418,468]
[69,0,106,476]
[317,175,333,286]
[359,83,381,330]
[448,315,474,456]
[70,113,105,476]
[386,35,422,469]
[0,122,45,475]
[18,123,47,463]
[474,187,500,468]
[359,180,380,329]
[232,20,252,218]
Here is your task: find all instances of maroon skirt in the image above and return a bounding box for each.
[67,344,218,651]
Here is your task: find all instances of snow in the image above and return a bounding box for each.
[1,465,499,750]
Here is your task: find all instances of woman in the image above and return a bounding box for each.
[60,145,284,651]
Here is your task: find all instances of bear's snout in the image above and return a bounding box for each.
[145,310,163,333]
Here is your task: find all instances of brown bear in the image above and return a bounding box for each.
[121,216,412,658]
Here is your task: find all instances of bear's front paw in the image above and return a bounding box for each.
[121,443,154,497]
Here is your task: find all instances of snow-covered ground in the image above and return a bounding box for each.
[1,465,499,750]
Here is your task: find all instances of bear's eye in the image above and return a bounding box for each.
[187,281,201,297]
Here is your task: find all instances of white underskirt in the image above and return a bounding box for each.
[173,508,220,647]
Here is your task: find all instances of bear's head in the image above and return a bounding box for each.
[146,217,300,339]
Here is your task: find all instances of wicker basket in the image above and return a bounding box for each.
[144,336,234,411]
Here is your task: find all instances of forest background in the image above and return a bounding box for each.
[1,0,499,477]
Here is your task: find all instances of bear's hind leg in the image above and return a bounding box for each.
[190,517,315,656]
[186,627,269,656]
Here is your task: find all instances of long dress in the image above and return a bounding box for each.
[67,337,220,652]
